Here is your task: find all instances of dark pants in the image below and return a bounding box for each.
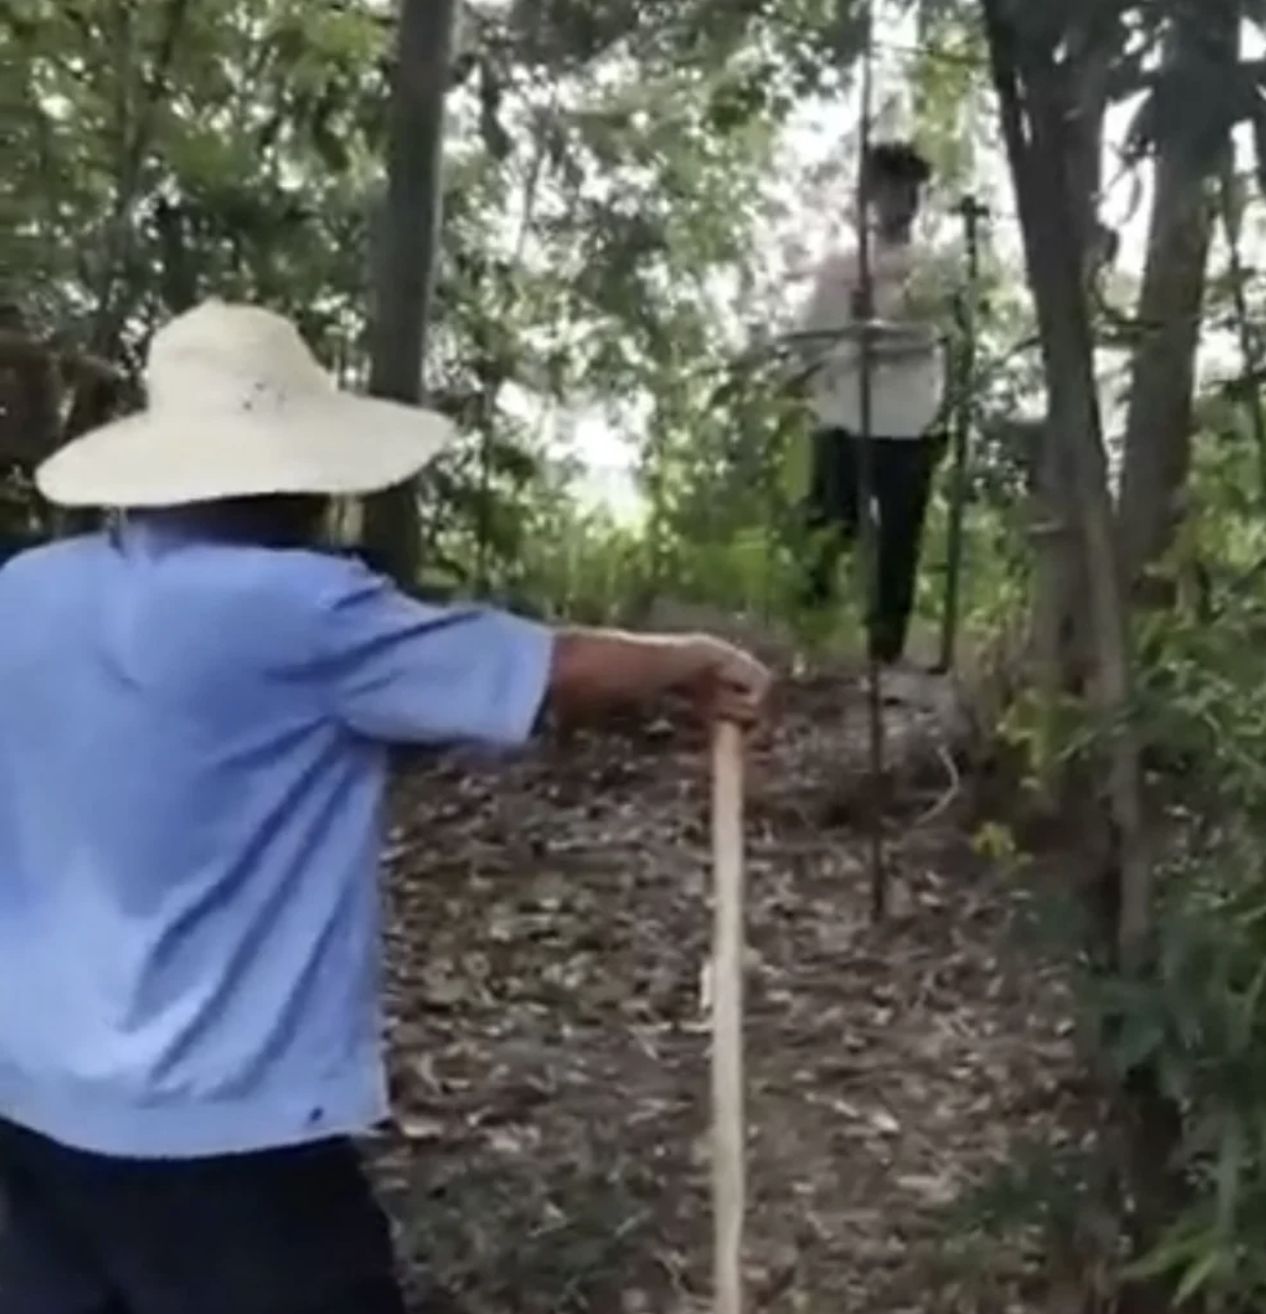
[0,1119,406,1314]
[804,427,943,663]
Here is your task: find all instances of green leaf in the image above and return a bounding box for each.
[1175,1247,1226,1306]
[1124,1226,1211,1283]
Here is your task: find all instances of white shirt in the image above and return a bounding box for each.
[797,239,947,439]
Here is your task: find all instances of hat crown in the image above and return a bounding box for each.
[146,302,330,414]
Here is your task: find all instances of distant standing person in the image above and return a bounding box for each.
[795,141,949,666]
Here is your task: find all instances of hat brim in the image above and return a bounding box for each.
[36,393,456,508]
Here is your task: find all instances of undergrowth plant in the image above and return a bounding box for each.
[952,437,1266,1312]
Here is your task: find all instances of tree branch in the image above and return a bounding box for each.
[88,0,194,355]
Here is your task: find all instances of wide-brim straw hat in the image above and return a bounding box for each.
[37,300,455,508]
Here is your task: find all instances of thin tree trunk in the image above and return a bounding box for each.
[1118,1,1239,593]
[0,312,62,469]
[1222,165,1266,502]
[1024,8,1117,705]
[363,0,457,583]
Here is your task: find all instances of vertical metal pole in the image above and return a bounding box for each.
[853,1,887,924]
[938,195,986,673]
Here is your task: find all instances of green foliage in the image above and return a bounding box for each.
[15,8,1266,1307]
[949,1136,1121,1272]
[1,0,1024,623]
[3,0,392,401]
[974,422,1266,1309]
[5,0,862,585]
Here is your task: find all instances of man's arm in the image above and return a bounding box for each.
[549,629,771,727]
[323,563,773,746]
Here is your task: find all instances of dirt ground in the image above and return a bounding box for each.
[370,671,1087,1314]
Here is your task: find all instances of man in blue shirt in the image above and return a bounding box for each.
[0,302,771,1314]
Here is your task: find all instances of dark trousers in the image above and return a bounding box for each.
[803,427,943,664]
[0,1118,406,1314]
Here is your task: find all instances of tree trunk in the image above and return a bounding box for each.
[0,311,62,470]
[1118,1,1239,593]
[1022,11,1118,703]
[363,0,457,583]
[981,0,1149,969]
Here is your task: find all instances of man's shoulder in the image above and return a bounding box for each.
[208,549,455,647]
[225,543,369,590]
[0,533,102,590]
[1,533,374,609]
[188,544,384,620]
[270,547,393,607]
[155,545,400,677]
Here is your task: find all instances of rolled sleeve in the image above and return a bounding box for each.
[322,567,554,747]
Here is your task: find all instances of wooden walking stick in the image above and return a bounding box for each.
[711,720,746,1314]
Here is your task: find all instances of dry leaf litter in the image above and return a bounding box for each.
[371,671,1089,1314]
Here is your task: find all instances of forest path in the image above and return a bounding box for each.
[372,670,1082,1313]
